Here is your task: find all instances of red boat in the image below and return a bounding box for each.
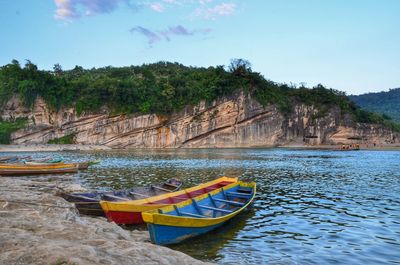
[99,177,238,225]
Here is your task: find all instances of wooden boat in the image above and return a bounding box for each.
[142,180,256,245]
[0,156,15,163]
[100,177,238,225]
[60,178,183,216]
[0,156,31,163]
[26,157,63,164]
[25,161,65,166]
[25,160,99,169]
[0,163,79,175]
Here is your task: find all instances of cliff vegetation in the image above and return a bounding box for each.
[0,117,27,144]
[1,59,399,135]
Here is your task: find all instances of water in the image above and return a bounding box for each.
[3,148,400,264]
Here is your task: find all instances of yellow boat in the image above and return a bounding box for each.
[100,176,238,225]
[0,163,79,175]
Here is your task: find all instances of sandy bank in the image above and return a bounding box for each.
[0,144,111,152]
[0,175,210,265]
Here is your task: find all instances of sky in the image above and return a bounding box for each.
[0,0,399,95]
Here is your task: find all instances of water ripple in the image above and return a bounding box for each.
[2,148,399,264]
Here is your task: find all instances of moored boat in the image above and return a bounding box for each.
[25,160,99,169]
[25,158,63,165]
[0,156,16,163]
[59,178,183,216]
[100,177,238,225]
[0,163,79,175]
[24,161,65,166]
[142,180,256,245]
[0,155,32,163]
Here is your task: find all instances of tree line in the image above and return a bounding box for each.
[0,59,398,133]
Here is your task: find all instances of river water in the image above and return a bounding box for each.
[3,148,400,264]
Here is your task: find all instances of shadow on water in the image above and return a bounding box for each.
[169,208,256,262]
[2,148,400,264]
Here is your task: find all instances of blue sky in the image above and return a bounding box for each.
[0,0,399,94]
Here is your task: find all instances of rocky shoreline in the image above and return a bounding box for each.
[0,174,209,265]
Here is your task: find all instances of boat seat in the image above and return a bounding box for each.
[129,191,149,198]
[152,185,172,192]
[226,191,252,198]
[208,194,217,208]
[199,205,233,213]
[180,211,206,218]
[213,198,245,207]
[207,194,218,217]
[236,188,252,193]
[163,183,179,188]
[172,205,206,218]
[102,194,129,201]
[191,199,205,215]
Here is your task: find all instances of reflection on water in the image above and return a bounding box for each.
[3,148,400,264]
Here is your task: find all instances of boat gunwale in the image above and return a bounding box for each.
[0,167,79,175]
[62,178,183,202]
[0,163,77,169]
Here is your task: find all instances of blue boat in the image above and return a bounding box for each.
[142,180,256,245]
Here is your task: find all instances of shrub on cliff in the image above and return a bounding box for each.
[0,118,27,144]
[0,59,398,132]
[47,134,76,144]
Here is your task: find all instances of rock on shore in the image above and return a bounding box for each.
[0,175,210,265]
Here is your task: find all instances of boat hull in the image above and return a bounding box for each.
[147,222,225,245]
[73,203,104,216]
[101,204,166,224]
[0,167,78,175]
[59,195,104,216]
[105,211,144,224]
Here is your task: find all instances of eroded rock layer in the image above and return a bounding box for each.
[2,93,398,148]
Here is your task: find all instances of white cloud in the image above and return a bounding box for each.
[130,24,211,46]
[199,0,213,5]
[149,2,165,12]
[194,2,236,20]
[54,0,131,20]
[54,0,237,21]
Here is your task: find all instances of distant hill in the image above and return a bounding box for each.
[350,88,400,122]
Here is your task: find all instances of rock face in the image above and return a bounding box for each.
[1,93,398,148]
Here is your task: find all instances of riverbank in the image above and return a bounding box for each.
[0,174,209,265]
[1,143,400,153]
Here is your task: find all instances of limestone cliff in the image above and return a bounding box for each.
[1,93,398,148]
